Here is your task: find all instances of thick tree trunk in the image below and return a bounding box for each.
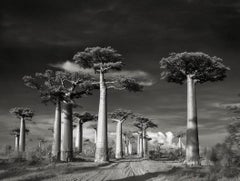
[137,134,140,155]
[95,71,108,163]
[19,118,25,152]
[115,122,123,159]
[128,142,132,155]
[52,99,61,160]
[143,130,148,158]
[124,144,129,156]
[94,129,97,143]
[186,75,200,165]
[61,102,73,162]
[178,137,181,149]
[146,140,148,154]
[178,137,183,156]
[139,134,143,157]
[76,121,83,153]
[15,135,19,152]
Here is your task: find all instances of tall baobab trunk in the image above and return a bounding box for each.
[178,137,183,156]
[137,133,140,155]
[115,122,123,159]
[61,102,73,162]
[124,143,129,156]
[76,121,83,152]
[15,135,19,152]
[94,128,97,143]
[186,75,200,165]
[128,141,132,155]
[19,118,25,152]
[146,139,148,154]
[139,134,143,157]
[95,71,108,163]
[52,98,61,160]
[143,130,148,158]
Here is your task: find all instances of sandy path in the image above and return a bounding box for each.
[46,159,179,181]
[3,158,180,181]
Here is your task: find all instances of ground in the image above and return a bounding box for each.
[0,157,239,181]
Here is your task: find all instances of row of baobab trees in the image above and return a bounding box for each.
[9,46,229,166]
[10,107,157,161]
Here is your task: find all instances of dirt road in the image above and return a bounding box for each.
[4,158,181,181]
[46,159,180,181]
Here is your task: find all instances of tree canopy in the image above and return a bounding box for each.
[73,46,123,73]
[23,70,99,104]
[10,128,29,136]
[134,116,158,130]
[73,112,97,124]
[110,109,133,122]
[73,47,144,92]
[175,131,186,138]
[55,71,98,103]
[160,52,229,84]
[9,107,34,120]
[23,69,65,104]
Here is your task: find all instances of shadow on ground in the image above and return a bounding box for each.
[109,167,182,181]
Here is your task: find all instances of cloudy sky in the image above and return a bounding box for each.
[0,0,240,148]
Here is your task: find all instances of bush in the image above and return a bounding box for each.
[108,147,115,159]
[26,149,44,165]
[205,143,240,180]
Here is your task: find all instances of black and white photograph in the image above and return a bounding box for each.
[0,0,240,180]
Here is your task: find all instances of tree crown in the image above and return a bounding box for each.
[10,107,34,120]
[23,69,66,104]
[73,46,123,73]
[134,115,158,130]
[24,69,99,104]
[160,52,229,84]
[123,131,135,142]
[175,131,186,138]
[10,128,29,136]
[73,112,97,124]
[110,109,133,122]
[55,71,98,103]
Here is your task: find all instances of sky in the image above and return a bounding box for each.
[0,0,240,148]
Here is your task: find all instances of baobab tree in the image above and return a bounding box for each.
[175,131,186,156]
[55,71,98,161]
[10,107,34,152]
[74,46,143,163]
[110,109,133,159]
[37,137,47,150]
[134,116,157,158]
[73,112,97,153]
[24,70,97,161]
[10,129,20,152]
[124,132,135,156]
[160,52,229,165]
[10,128,29,152]
[23,70,65,160]
[133,131,142,156]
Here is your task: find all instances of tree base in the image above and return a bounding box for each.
[52,151,61,161]
[115,153,123,159]
[60,151,73,162]
[95,147,109,163]
[184,159,201,167]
